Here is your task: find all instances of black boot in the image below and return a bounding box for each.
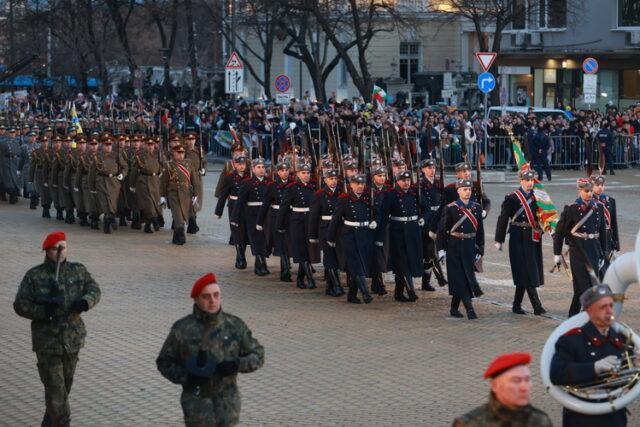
[370,274,380,294]
[144,222,153,233]
[296,265,307,289]
[119,216,128,227]
[79,212,89,226]
[328,269,345,297]
[303,262,316,289]
[347,275,361,304]
[325,269,335,296]
[371,274,387,295]
[176,226,187,245]
[90,214,99,230]
[280,256,292,282]
[450,296,464,318]
[9,194,18,204]
[131,212,142,230]
[30,197,39,210]
[527,287,547,315]
[462,297,478,320]
[157,215,165,228]
[152,218,160,231]
[65,209,75,224]
[235,245,247,269]
[421,268,436,291]
[355,276,373,304]
[512,287,526,314]
[254,256,269,276]
[104,218,112,234]
[404,276,418,302]
[42,205,51,218]
[56,208,64,220]
[394,275,410,302]
[172,230,180,244]
[187,216,200,234]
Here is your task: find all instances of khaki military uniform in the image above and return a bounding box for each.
[453,393,553,427]
[14,257,101,427]
[185,148,206,213]
[75,151,99,225]
[29,146,52,209]
[124,147,140,216]
[156,306,264,427]
[63,149,83,215]
[161,158,196,228]
[48,149,66,212]
[129,149,163,225]
[88,150,128,224]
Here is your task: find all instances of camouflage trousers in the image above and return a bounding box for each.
[180,390,240,427]
[36,352,78,427]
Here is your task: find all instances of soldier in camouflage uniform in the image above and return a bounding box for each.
[156,273,264,427]
[13,231,101,427]
[453,352,552,427]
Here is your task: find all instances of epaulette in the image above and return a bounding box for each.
[446,183,456,188]
[265,180,275,185]
[339,193,349,198]
[563,328,582,336]
[225,172,233,177]
[286,182,296,187]
[315,189,325,195]
[243,177,252,181]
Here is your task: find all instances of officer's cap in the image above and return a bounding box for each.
[76,136,87,143]
[371,158,383,167]
[576,178,594,191]
[580,284,614,309]
[590,174,606,185]
[173,145,186,153]
[297,163,312,172]
[66,126,77,132]
[52,136,62,142]
[350,174,367,184]
[144,138,156,145]
[455,162,471,172]
[518,170,536,180]
[456,178,473,189]
[371,165,388,176]
[43,126,54,132]
[233,154,247,163]
[26,130,38,137]
[22,124,31,129]
[421,158,437,168]
[88,138,99,145]
[392,158,406,167]
[63,136,73,143]
[321,159,334,169]
[396,170,412,181]
[276,162,291,170]
[345,162,358,171]
[251,157,265,167]
[7,127,17,132]
[324,169,339,178]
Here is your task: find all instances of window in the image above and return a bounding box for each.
[540,0,566,28]
[512,0,566,30]
[399,42,420,84]
[619,0,640,27]
[512,0,526,30]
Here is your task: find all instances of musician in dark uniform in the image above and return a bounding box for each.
[368,165,391,296]
[437,179,485,319]
[215,155,249,269]
[550,284,629,427]
[276,163,317,289]
[379,171,429,303]
[420,158,446,291]
[553,179,607,316]
[590,174,619,279]
[327,174,375,304]
[231,158,270,276]
[494,169,546,315]
[442,162,490,217]
[309,169,345,297]
[257,162,293,282]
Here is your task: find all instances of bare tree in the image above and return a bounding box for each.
[143,0,179,99]
[184,0,201,98]
[104,0,138,78]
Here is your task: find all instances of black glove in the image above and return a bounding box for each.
[44,302,57,319]
[217,360,240,377]
[71,299,89,313]
[187,373,209,386]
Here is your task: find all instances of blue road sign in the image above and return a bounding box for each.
[582,57,598,74]
[478,72,496,93]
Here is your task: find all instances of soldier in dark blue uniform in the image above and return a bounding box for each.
[0,127,22,204]
[550,284,629,427]
[420,158,447,291]
[277,163,318,289]
[327,174,375,304]
[554,179,607,316]
[379,170,429,303]
[368,165,391,296]
[257,162,293,282]
[309,169,345,297]
[437,179,485,319]
[494,169,546,315]
[215,155,250,269]
[442,162,490,216]
[595,124,615,175]
[231,158,270,276]
[590,174,619,279]
[531,125,552,181]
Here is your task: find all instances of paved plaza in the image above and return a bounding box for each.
[1,169,640,426]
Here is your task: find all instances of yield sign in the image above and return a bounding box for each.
[475,52,497,72]
[225,52,243,69]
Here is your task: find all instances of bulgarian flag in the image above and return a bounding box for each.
[511,134,558,231]
[372,85,386,110]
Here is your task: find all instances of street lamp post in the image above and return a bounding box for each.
[294,43,305,100]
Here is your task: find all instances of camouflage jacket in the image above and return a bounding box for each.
[156,305,265,397]
[453,393,553,427]
[13,257,101,355]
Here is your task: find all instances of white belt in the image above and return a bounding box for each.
[292,207,309,212]
[247,202,262,206]
[271,205,280,210]
[430,206,439,211]
[344,220,369,227]
[229,195,238,200]
[321,215,332,221]
[572,232,600,240]
[390,215,418,222]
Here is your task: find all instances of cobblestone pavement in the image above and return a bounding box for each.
[1,169,640,426]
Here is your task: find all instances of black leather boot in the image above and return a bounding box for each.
[527,287,547,315]
[512,287,526,314]
[303,262,316,289]
[119,216,128,227]
[65,209,75,224]
[254,256,269,276]
[280,256,292,282]
[296,265,307,289]
[347,275,361,304]
[79,212,89,226]
[187,216,200,234]
[104,218,112,234]
[30,197,39,209]
[355,276,373,304]
[235,245,247,269]
[370,274,380,294]
[42,204,51,218]
[176,226,187,245]
[9,194,18,204]
[372,274,387,296]
[325,270,335,296]
[152,218,160,231]
[144,222,153,233]
[157,215,165,228]
[328,269,345,297]
[90,214,99,230]
[421,268,436,291]
[405,276,418,302]
[172,230,180,245]
[56,208,64,220]
[462,297,478,320]
[450,296,464,318]
[394,275,410,302]
[131,212,142,230]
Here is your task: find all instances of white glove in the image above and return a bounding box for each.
[160,196,167,206]
[256,224,263,231]
[129,187,136,193]
[595,355,619,374]
[482,209,487,219]
[494,242,502,251]
[16,170,21,176]
[438,250,446,260]
[44,183,49,187]
[28,182,33,185]
[554,255,562,265]
[215,215,222,219]
[428,231,436,240]
[375,241,384,247]
[418,218,425,227]
[199,168,206,175]
[475,253,482,262]
[308,239,319,244]
[191,196,198,206]
[369,221,377,230]
[63,186,69,190]
[230,222,238,227]
[328,241,336,247]
[116,173,123,181]
[73,187,79,193]
[90,190,97,194]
